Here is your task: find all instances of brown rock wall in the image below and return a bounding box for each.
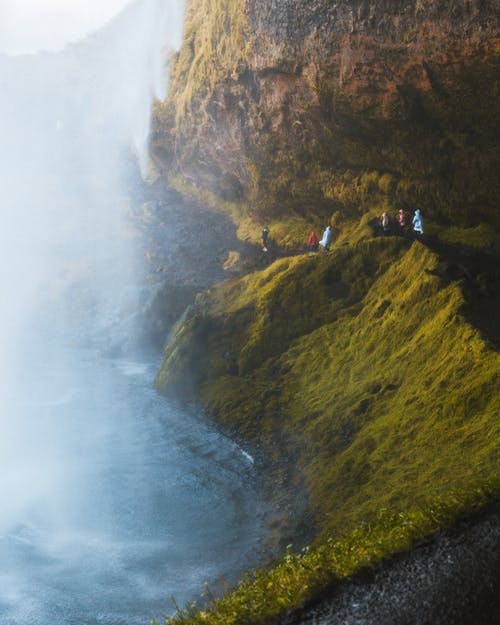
[152,0,499,230]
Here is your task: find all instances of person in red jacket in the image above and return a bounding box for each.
[398,208,407,231]
[307,230,319,252]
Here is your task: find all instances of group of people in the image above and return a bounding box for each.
[264,208,425,256]
[264,224,334,253]
[381,208,424,236]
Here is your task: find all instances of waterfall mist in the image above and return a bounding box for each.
[0,2,269,624]
[0,0,183,531]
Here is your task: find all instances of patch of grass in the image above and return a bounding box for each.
[157,238,410,390]
[427,223,500,250]
[159,482,500,625]
[223,250,241,270]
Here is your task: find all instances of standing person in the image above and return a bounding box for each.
[262,226,269,251]
[319,225,333,251]
[412,209,424,235]
[307,230,319,252]
[381,211,391,235]
[398,208,407,231]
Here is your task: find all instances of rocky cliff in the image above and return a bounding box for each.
[152,0,499,241]
[151,1,500,623]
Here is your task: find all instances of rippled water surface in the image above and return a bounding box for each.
[0,342,267,625]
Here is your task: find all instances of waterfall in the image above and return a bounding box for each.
[0,5,273,624]
[0,0,183,391]
[0,0,184,533]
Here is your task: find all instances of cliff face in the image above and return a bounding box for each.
[152,3,500,622]
[152,0,499,234]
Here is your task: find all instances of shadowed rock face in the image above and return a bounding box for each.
[153,0,499,229]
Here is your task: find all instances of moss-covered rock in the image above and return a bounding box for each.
[156,236,499,622]
[151,0,499,620]
[157,238,500,538]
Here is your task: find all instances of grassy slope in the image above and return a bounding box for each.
[156,237,500,623]
[159,490,499,625]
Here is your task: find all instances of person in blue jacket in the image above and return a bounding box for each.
[319,225,333,251]
[412,209,424,235]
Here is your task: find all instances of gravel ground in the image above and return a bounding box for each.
[277,508,500,625]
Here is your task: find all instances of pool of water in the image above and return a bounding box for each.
[0,341,268,624]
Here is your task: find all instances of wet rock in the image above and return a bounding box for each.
[277,509,500,625]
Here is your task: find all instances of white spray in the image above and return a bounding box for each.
[0,0,183,531]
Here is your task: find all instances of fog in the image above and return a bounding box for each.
[0,1,140,55]
[0,0,182,558]
[0,2,269,623]
[0,0,182,368]
[0,0,182,431]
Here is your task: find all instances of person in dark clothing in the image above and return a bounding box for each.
[262,226,269,250]
[381,211,391,235]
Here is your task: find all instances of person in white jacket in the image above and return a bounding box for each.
[319,225,333,251]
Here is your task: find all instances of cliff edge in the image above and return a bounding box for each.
[150,0,500,622]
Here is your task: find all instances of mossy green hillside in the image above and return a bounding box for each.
[157,238,409,396]
[157,237,500,536]
[156,237,499,623]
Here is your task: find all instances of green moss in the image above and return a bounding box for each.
[157,238,410,392]
[153,0,253,140]
[156,236,500,622]
[427,223,500,250]
[151,1,500,620]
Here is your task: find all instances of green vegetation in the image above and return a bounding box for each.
[156,237,500,622]
[158,483,499,625]
[168,0,251,126]
[427,223,500,250]
[157,239,500,533]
